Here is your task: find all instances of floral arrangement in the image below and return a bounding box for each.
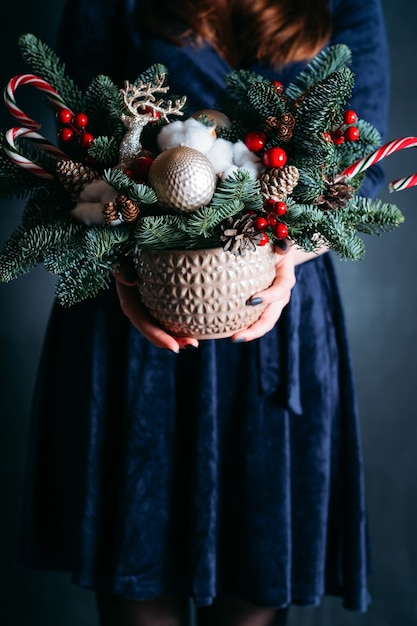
[0,34,413,307]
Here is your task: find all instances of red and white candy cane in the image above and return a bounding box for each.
[4,127,69,179]
[341,136,417,192]
[3,73,72,177]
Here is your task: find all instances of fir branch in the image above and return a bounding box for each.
[210,170,263,212]
[223,69,265,100]
[18,34,84,113]
[348,196,404,234]
[133,214,191,249]
[102,168,158,204]
[87,136,120,168]
[247,81,287,119]
[285,44,352,102]
[293,68,354,147]
[82,224,132,259]
[335,119,382,171]
[134,64,169,86]
[184,198,244,238]
[0,220,83,281]
[84,75,125,141]
[55,261,112,307]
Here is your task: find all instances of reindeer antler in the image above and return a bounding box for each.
[118,73,187,168]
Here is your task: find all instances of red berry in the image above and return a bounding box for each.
[124,168,135,178]
[331,129,345,145]
[275,201,287,216]
[73,112,88,128]
[343,109,357,125]
[264,198,277,212]
[79,132,94,148]
[271,80,284,94]
[258,232,270,246]
[132,155,154,180]
[254,216,268,231]
[262,147,287,168]
[274,223,288,239]
[59,127,73,142]
[245,130,266,152]
[57,108,72,124]
[267,212,278,227]
[344,126,360,142]
[323,132,332,143]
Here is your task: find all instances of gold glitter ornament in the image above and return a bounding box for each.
[148,146,217,213]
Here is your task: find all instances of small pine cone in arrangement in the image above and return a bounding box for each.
[102,201,120,225]
[117,194,141,223]
[56,159,100,197]
[260,165,299,201]
[265,112,295,142]
[220,213,264,257]
[315,174,354,210]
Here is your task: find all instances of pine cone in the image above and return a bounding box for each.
[102,201,119,225]
[315,174,354,210]
[56,159,100,197]
[260,165,299,201]
[117,194,141,223]
[220,213,264,257]
[264,113,295,142]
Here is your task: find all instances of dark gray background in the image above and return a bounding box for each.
[0,2,416,624]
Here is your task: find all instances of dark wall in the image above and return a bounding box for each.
[0,2,416,625]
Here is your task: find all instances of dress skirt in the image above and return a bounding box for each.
[21,253,370,611]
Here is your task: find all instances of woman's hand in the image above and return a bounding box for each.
[231,240,296,343]
[113,267,199,353]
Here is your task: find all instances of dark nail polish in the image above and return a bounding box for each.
[248,297,263,306]
[275,239,288,251]
[124,269,137,284]
[232,337,246,343]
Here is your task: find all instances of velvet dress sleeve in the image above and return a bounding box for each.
[328,0,390,197]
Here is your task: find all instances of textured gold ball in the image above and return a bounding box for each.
[191,109,232,136]
[148,145,217,213]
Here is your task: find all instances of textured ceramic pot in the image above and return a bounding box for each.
[135,243,277,339]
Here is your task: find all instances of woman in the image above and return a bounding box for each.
[22,0,389,624]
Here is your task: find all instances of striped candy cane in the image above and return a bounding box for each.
[342,136,417,192]
[3,73,72,177]
[4,127,69,179]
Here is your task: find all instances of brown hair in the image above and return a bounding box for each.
[144,0,332,68]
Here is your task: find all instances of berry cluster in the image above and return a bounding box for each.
[327,109,360,145]
[57,109,94,148]
[254,198,289,245]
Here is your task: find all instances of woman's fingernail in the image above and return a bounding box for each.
[232,337,246,343]
[248,297,263,306]
[124,269,137,284]
[181,344,198,350]
[275,239,288,251]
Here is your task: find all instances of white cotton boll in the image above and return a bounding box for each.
[237,161,263,179]
[232,140,262,167]
[182,118,215,153]
[205,138,235,174]
[220,165,239,180]
[71,202,105,225]
[156,120,186,151]
[78,179,115,202]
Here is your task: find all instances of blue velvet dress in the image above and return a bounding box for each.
[22,0,389,612]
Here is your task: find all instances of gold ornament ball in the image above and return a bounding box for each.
[191,109,232,137]
[148,145,217,213]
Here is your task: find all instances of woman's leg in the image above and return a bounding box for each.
[95,592,190,626]
[197,595,288,626]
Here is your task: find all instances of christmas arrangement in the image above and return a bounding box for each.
[0,35,415,332]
